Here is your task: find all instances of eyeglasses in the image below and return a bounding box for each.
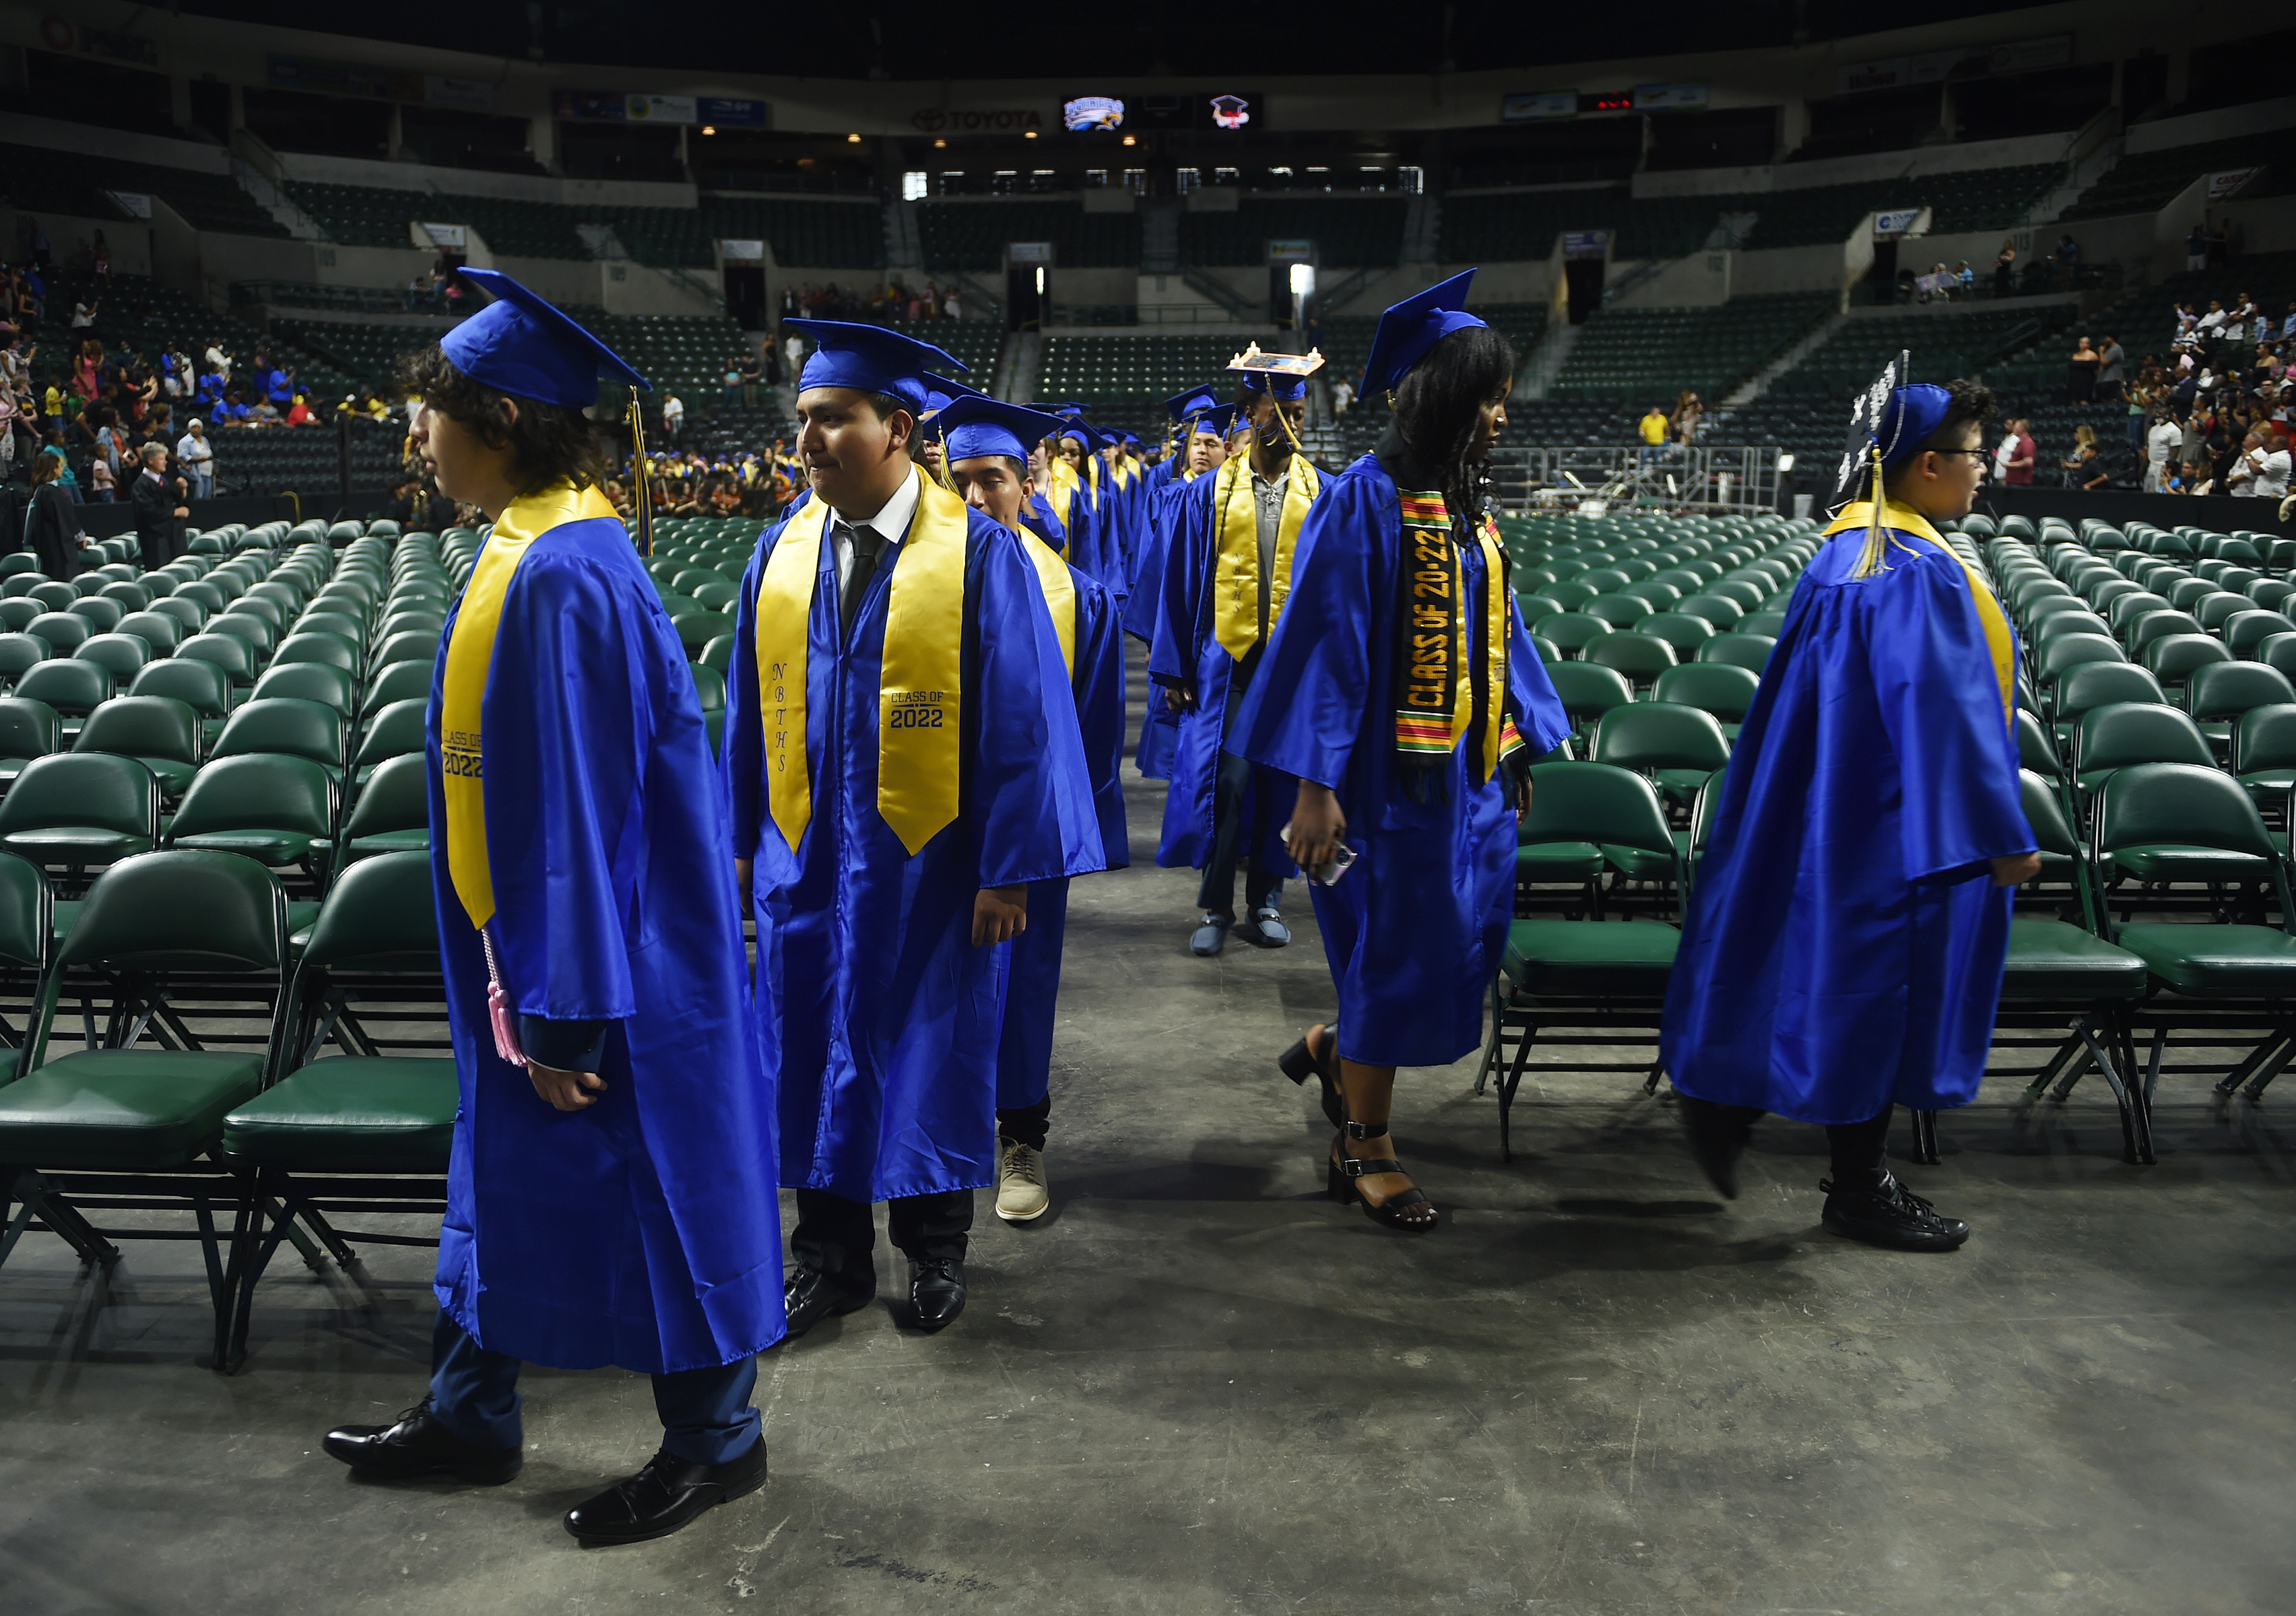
[1933,449,1990,464]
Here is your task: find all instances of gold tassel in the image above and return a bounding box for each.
[1851,440,1888,580]
[625,386,653,558]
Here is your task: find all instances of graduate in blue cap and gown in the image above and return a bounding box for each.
[320,269,782,1547]
[1663,376,2032,1252]
[1150,349,1331,957]
[1231,270,1571,1234]
[1126,393,1232,779]
[938,395,1129,1224]
[723,320,1103,1339]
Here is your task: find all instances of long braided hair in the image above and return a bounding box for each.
[1391,324,1516,522]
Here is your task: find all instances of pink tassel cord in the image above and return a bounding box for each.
[480,927,527,1069]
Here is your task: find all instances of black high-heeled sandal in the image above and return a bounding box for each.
[1279,1023,1346,1130]
[1325,1120,1439,1233]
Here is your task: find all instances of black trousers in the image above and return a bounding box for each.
[1198,745,1286,916]
[791,1186,973,1277]
[1695,1100,1895,1186]
[996,1096,1051,1151]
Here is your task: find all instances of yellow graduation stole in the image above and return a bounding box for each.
[440,481,620,930]
[1016,529,1077,680]
[1824,499,2014,731]
[1210,452,1320,663]
[1045,456,1084,534]
[1475,516,1521,784]
[754,471,969,856]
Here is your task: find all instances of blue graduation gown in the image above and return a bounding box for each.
[1125,467,1198,778]
[1231,454,1571,1069]
[1661,525,2032,1124]
[428,517,783,1374]
[1147,463,1320,875]
[724,488,1105,1203]
[997,556,1130,1110]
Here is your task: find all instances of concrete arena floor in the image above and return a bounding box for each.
[4,653,2295,1616]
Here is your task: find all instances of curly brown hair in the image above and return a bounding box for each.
[397,343,608,494]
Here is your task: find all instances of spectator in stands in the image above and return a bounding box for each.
[723,358,743,409]
[2188,224,2208,273]
[2144,409,2183,493]
[0,384,15,483]
[1330,375,1354,416]
[2097,334,2126,403]
[2060,424,2107,491]
[1994,240,2016,297]
[1639,401,1669,465]
[944,287,964,322]
[2053,234,2080,290]
[129,442,187,571]
[2068,336,2099,404]
[1672,390,1704,446]
[661,391,684,443]
[740,349,761,407]
[284,393,316,426]
[86,448,114,502]
[2228,429,2291,500]
[2004,417,2036,485]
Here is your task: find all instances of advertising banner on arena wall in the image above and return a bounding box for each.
[423,75,496,113]
[1501,92,1577,122]
[2207,168,2261,199]
[1837,34,2071,94]
[628,94,698,125]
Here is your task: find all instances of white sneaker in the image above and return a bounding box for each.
[996,1139,1049,1222]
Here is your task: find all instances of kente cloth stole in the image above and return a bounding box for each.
[1210,452,1320,663]
[1474,514,1529,784]
[1391,490,1474,770]
[1823,499,2014,731]
[1017,528,1078,680]
[440,481,620,930]
[754,475,969,856]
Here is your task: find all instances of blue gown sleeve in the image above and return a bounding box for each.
[1231,474,1380,791]
[1072,573,1131,870]
[1147,478,1208,689]
[970,522,1105,889]
[1506,588,1573,755]
[1868,551,2035,882]
[482,544,658,1022]
[719,520,780,861]
[1021,492,1068,556]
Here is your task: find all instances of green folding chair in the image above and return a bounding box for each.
[1480,762,1682,1159]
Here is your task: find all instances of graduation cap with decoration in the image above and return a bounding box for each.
[1835,351,1958,576]
[1227,343,1323,401]
[1359,268,1486,399]
[784,318,969,413]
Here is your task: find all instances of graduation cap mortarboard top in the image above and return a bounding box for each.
[1358,268,1486,399]
[1228,343,1324,403]
[938,395,1069,467]
[439,268,649,408]
[785,318,968,414]
[1167,384,1222,423]
[1190,403,1239,438]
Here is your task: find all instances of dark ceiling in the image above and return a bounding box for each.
[177,1,2025,81]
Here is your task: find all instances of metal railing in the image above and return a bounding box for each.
[1486,445,1784,516]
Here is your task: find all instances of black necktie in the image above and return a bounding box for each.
[839,522,882,636]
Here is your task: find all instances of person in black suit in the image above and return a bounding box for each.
[129,442,187,573]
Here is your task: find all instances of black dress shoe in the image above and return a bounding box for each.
[781,1264,874,1341]
[907,1258,966,1331]
[564,1440,768,1546]
[322,1396,522,1483]
[1678,1094,1761,1201]
[1821,1174,1971,1252]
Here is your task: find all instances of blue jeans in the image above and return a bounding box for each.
[190,469,214,500]
[426,1310,761,1464]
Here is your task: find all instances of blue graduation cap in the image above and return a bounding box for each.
[1167,384,1222,423]
[1191,404,1239,438]
[786,318,967,413]
[1876,382,1952,469]
[938,395,1068,467]
[1358,269,1486,397]
[440,268,649,407]
[920,372,989,419]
